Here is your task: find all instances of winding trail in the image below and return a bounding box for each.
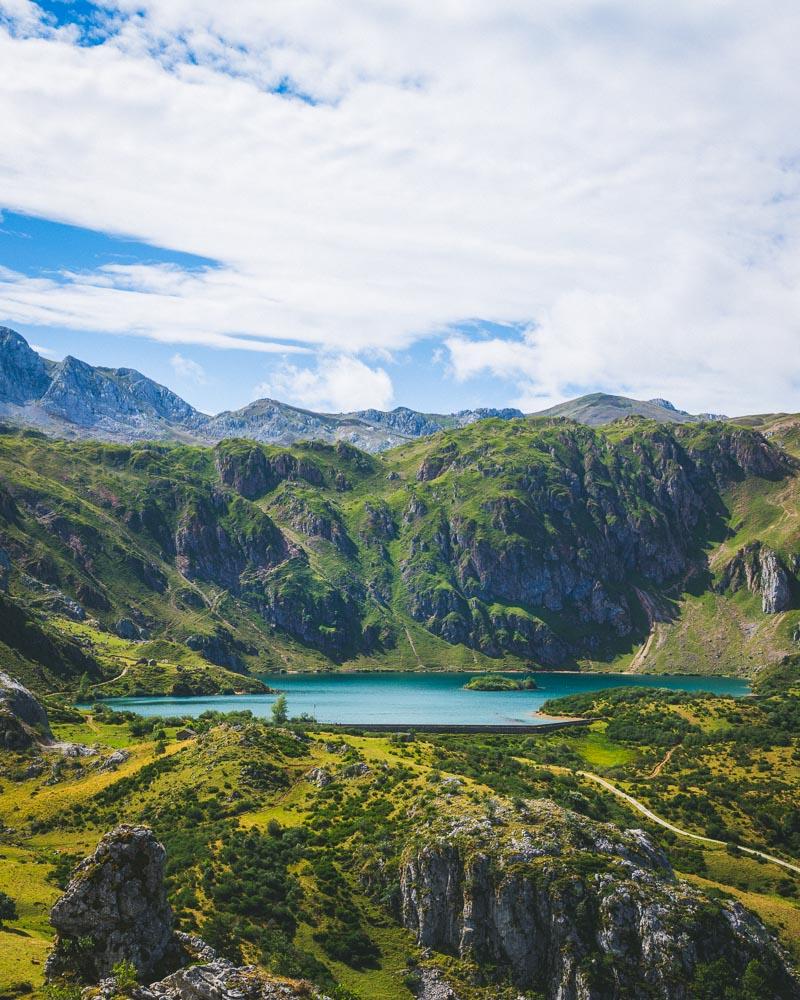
[577,769,800,876]
[646,745,677,779]
[91,663,130,688]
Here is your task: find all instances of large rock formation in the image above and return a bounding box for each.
[719,541,794,613]
[46,827,331,1000]
[760,547,793,613]
[0,670,52,748]
[399,421,794,662]
[400,798,800,1000]
[47,825,175,982]
[174,493,289,592]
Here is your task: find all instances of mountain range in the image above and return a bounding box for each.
[0,326,727,450]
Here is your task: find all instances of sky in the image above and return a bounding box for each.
[0,1,799,417]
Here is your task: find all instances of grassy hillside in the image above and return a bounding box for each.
[0,416,797,694]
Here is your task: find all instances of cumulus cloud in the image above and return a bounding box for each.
[254,356,393,412]
[170,352,207,384]
[0,1,799,411]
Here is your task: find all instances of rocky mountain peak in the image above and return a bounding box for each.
[454,405,525,423]
[0,326,743,450]
[104,365,198,422]
[0,326,51,404]
[353,405,443,437]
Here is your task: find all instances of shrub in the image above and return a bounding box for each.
[111,960,138,995]
[0,890,18,925]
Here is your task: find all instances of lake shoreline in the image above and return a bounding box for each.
[274,666,744,678]
[93,670,751,726]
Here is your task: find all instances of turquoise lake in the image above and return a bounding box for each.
[101,671,750,726]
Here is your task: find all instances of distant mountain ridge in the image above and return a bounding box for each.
[534,392,728,426]
[0,326,728,449]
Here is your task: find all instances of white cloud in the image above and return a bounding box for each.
[0,2,799,411]
[170,352,207,384]
[446,271,800,416]
[0,265,313,353]
[29,342,59,358]
[254,356,393,412]
[0,0,47,34]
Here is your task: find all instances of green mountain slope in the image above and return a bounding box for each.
[0,415,797,693]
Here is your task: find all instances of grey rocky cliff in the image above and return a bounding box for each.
[47,825,176,982]
[215,444,325,499]
[354,406,444,438]
[0,329,202,440]
[399,798,800,999]
[719,541,794,613]
[174,493,289,592]
[760,546,793,613]
[0,670,52,748]
[354,405,525,437]
[39,355,197,430]
[0,327,51,404]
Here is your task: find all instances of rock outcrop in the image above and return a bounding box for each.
[185,629,249,671]
[305,766,333,787]
[47,827,331,1000]
[174,494,289,592]
[760,547,793,613]
[47,825,175,982]
[120,960,331,1000]
[399,798,800,999]
[719,541,794,613]
[0,670,52,748]
[411,967,461,1000]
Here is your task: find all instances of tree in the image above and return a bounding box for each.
[271,694,288,726]
[0,890,18,925]
[741,956,782,1000]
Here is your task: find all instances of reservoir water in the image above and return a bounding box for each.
[100,671,750,726]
